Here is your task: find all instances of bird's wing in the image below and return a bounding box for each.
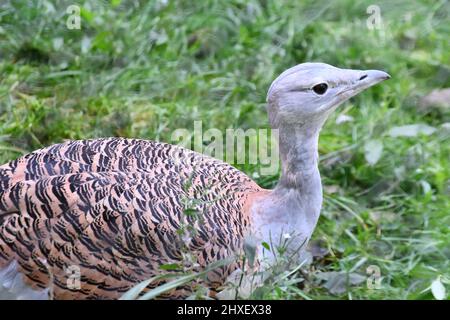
[0,138,260,299]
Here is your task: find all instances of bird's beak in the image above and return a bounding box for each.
[338,69,390,100]
[318,68,390,114]
[361,69,391,86]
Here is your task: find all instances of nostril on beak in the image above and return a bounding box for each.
[359,74,368,81]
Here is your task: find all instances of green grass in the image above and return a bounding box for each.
[0,0,449,299]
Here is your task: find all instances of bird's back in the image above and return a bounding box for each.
[0,137,261,299]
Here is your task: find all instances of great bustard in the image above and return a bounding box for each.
[0,63,389,299]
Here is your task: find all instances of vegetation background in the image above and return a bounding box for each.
[0,0,448,299]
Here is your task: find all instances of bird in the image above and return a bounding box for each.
[0,62,390,299]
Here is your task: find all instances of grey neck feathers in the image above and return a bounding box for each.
[250,119,324,261]
[275,123,321,192]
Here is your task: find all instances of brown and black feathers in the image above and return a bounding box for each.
[0,138,261,299]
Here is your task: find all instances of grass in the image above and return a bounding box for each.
[0,0,449,299]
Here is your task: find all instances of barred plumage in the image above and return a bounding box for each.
[0,138,262,299]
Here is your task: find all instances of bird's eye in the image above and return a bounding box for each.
[312,83,328,95]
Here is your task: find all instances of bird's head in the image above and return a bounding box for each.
[266,62,390,129]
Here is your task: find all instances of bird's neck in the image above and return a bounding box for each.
[276,124,320,190]
[271,122,323,226]
[250,122,323,262]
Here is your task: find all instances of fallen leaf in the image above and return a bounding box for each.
[419,180,431,195]
[388,124,436,137]
[440,123,450,132]
[336,114,354,124]
[52,37,64,51]
[419,88,450,111]
[307,240,329,259]
[431,277,446,300]
[81,36,91,54]
[369,211,396,223]
[316,272,366,295]
[364,139,383,165]
[324,185,340,194]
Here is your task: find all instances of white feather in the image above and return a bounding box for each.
[0,261,48,300]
